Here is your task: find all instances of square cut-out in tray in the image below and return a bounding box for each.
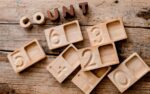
[47,44,80,83]
[78,42,119,71]
[64,21,83,43]
[7,39,46,73]
[44,20,83,50]
[108,53,150,93]
[87,18,127,46]
[72,67,111,94]
[98,43,119,65]
[106,18,127,41]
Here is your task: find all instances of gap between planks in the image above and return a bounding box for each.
[0,23,150,29]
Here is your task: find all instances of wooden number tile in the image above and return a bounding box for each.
[72,67,111,94]
[63,5,75,18]
[44,20,83,50]
[79,42,119,71]
[47,8,60,22]
[87,18,127,46]
[7,39,46,73]
[108,53,150,93]
[47,44,80,83]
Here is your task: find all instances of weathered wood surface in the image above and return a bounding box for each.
[0,0,150,27]
[0,0,150,94]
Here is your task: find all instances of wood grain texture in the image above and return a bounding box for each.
[0,0,150,27]
[0,0,150,94]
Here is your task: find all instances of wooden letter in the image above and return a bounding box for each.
[63,5,75,18]
[33,12,46,25]
[47,8,60,21]
[19,16,33,29]
[87,18,127,46]
[79,2,88,15]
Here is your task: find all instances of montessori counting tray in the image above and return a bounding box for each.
[7,18,150,94]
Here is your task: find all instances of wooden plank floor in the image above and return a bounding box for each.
[0,0,150,94]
